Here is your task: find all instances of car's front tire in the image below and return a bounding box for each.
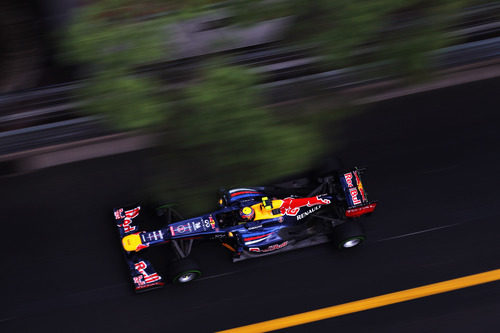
[168,258,202,284]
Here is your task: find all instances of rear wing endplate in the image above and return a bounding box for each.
[339,169,377,217]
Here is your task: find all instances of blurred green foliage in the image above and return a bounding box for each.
[82,71,167,129]
[61,1,170,130]
[63,8,164,67]
[61,0,476,131]
[61,0,477,212]
[156,62,323,212]
[231,0,472,75]
[60,0,324,212]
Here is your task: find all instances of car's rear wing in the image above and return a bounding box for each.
[113,205,165,292]
[339,168,377,217]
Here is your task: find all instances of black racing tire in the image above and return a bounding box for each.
[168,258,202,284]
[333,220,365,249]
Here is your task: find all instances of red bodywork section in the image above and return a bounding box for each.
[345,203,377,218]
[279,196,331,216]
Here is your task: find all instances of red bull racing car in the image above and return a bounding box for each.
[114,166,377,292]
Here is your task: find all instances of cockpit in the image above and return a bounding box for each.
[216,197,284,228]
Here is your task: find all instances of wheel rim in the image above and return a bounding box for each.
[343,238,361,248]
[177,272,198,283]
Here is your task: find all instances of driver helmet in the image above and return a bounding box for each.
[240,206,255,221]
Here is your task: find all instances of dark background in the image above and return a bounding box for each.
[1,77,499,332]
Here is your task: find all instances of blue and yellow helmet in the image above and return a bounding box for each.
[240,206,255,221]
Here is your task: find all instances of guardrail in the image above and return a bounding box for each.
[0,24,499,157]
[0,116,107,156]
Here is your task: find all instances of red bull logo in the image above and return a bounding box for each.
[354,171,367,202]
[209,215,216,229]
[117,207,140,233]
[344,173,354,187]
[114,208,124,220]
[279,196,331,216]
[349,188,362,205]
[134,261,162,285]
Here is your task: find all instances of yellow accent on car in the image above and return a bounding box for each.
[122,233,142,252]
[242,207,253,215]
[262,197,272,210]
[251,199,283,221]
[357,177,364,192]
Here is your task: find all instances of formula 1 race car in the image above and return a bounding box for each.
[113,165,377,292]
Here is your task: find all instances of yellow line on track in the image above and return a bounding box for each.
[217,268,500,333]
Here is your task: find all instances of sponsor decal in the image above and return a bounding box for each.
[144,230,164,242]
[345,203,377,217]
[134,261,162,285]
[354,171,367,202]
[133,275,145,286]
[296,205,321,220]
[344,172,354,187]
[175,224,192,234]
[114,208,124,220]
[279,196,331,216]
[117,207,140,233]
[199,218,213,231]
[343,171,367,206]
[170,224,192,235]
[169,216,215,236]
[349,188,362,205]
[244,233,272,245]
[246,224,262,230]
[193,221,202,231]
[209,216,216,229]
[134,280,163,290]
[249,241,288,253]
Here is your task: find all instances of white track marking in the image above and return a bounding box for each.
[197,271,239,281]
[189,223,465,282]
[376,223,462,242]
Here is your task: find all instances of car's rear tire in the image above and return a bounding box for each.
[168,258,201,284]
[333,220,365,249]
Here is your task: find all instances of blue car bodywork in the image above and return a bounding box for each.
[113,168,377,292]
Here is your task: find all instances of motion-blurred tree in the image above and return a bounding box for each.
[230,0,473,78]
[156,62,323,212]
[62,0,478,129]
[61,1,171,130]
[61,0,323,212]
[61,0,478,212]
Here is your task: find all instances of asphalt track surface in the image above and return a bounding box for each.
[2,78,500,332]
